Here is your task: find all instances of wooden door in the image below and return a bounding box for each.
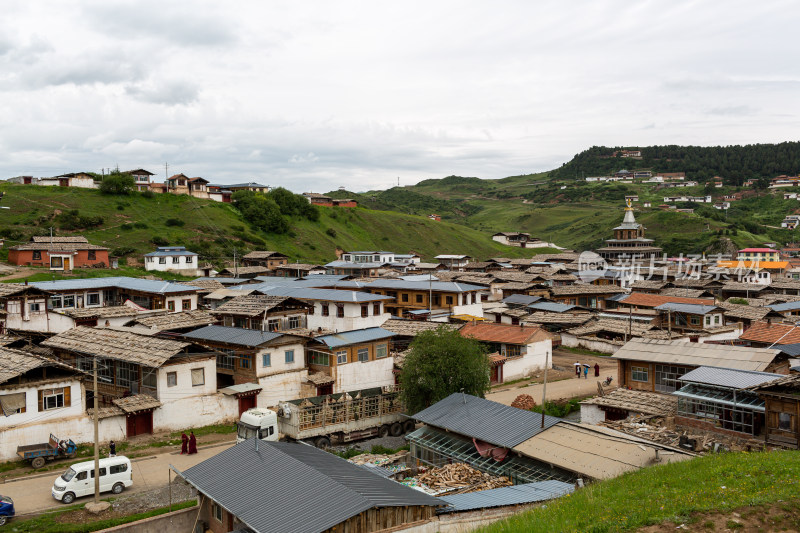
[126,411,154,437]
[64,257,71,271]
[238,396,256,417]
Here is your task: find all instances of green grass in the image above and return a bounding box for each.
[2,266,197,284]
[7,499,196,532]
[480,450,800,533]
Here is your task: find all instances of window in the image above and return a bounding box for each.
[29,302,42,313]
[48,296,62,309]
[159,257,167,264]
[167,372,177,387]
[268,319,280,332]
[262,353,271,367]
[715,315,721,325]
[288,315,300,329]
[336,305,344,318]
[309,351,330,366]
[110,463,128,474]
[240,355,251,369]
[87,293,100,306]
[445,296,454,306]
[705,316,711,326]
[217,350,235,370]
[689,316,700,326]
[172,257,180,264]
[415,294,424,304]
[357,348,369,362]
[186,256,194,263]
[116,362,137,389]
[32,251,42,260]
[39,387,69,411]
[321,304,329,317]
[182,299,191,310]
[373,303,381,315]
[212,503,223,522]
[376,344,387,358]
[631,366,649,383]
[285,350,295,364]
[76,471,88,481]
[308,304,315,315]
[63,295,75,308]
[88,250,96,261]
[90,468,107,478]
[502,344,521,358]
[361,304,369,318]
[191,368,205,386]
[778,412,793,431]
[167,301,175,312]
[654,365,689,393]
[401,293,409,302]
[336,350,347,364]
[258,426,274,439]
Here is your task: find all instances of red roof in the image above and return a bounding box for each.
[739,321,800,345]
[459,322,550,345]
[621,293,715,308]
[738,248,776,253]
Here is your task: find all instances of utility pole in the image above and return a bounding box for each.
[93,356,100,504]
[164,162,169,181]
[428,274,432,322]
[233,248,238,278]
[540,353,548,429]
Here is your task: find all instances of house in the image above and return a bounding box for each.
[611,338,784,394]
[0,283,58,334]
[8,236,111,270]
[492,232,534,247]
[303,192,333,206]
[306,327,396,394]
[241,251,289,270]
[182,325,310,408]
[660,172,686,181]
[549,284,626,310]
[737,248,780,262]
[580,388,678,425]
[324,260,391,277]
[42,327,228,438]
[341,251,396,263]
[662,195,712,203]
[127,309,218,334]
[379,319,460,351]
[206,184,232,203]
[674,366,783,438]
[187,177,210,198]
[166,173,190,194]
[653,303,729,335]
[144,246,199,275]
[751,374,800,449]
[224,182,270,193]
[274,263,326,277]
[218,265,270,279]
[435,255,472,271]
[177,440,442,533]
[459,322,552,383]
[781,215,800,229]
[428,214,441,221]
[212,294,313,332]
[126,169,154,191]
[0,348,101,461]
[39,172,96,188]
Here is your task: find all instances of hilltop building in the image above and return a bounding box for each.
[595,201,663,263]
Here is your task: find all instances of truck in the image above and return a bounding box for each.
[236,386,415,448]
[17,434,77,469]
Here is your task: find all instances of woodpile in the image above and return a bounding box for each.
[415,463,511,494]
[348,451,408,466]
[511,394,536,410]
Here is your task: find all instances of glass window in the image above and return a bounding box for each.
[87,293,100,305]
[167,301,175,312]
[321,304,329,317]
[49,296,62,309]
[268,319,280,332]
[217,350,236,370]
[262,353,271,367]
[32,251,42,260]
[172,257,180,264]
[240,355,252,369]
[357,348,369,362]
[373,303,381,315]
[779,412,793,431]
[285,350,295,364]
[416,294,423,303]
[288,316,300,329]
[445,296,454,305]
[167,372,177,387]
[50,257,63,268]
[116,362,137,389]
[186,256,194,263]
[182,299,191,310]
[88,250,97,261]
[191,368,205,386]
[42,389,65,410]
[376,344,387,358]
[361,304,369,318]
[309,351,330,366]
[159,257,166,264]
[336,305,344,318]
[63,295,75,308]
[110,463,128,474]
[631,366,649,382]
[336,350,347,364]
[212,503,223,522]
[401,293,409,302]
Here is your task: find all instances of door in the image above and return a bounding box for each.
[316,384,333,396]
[64,257,71,271]
[74,470,90,496]
[126,412,153,437]
[238,395,256,417]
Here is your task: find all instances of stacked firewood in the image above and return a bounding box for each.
[511,394,536,410]
[416,463,511,493]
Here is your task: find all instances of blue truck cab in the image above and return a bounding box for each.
[0,495,14,526]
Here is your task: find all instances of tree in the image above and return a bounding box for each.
[100,173,135,195]
[399,326,490,414]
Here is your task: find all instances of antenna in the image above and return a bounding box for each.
[460,388,466,404]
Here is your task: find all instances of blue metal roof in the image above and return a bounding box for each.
[653,303,719,314]
[31,276,202,294]
[328,279,485,293]
[192,277,253,285]
[314,327,395,348]
[412,393,562,449]
[144,246,198,257]
[182,325,285,347]
[252,286,392,303]
[325,261,390,269]
[527,302,578,313]
[768,301,800,312]
[678,366,783,389]
[438,480,574,514]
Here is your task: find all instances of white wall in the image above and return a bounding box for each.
[451,302,485,317]
[502,340,551,381]
[255,342,307,379]
[560,333,621,355]
[258,369,309,407]
[306,301,390,332]
[335,357,395,392]
[144,255,199,273]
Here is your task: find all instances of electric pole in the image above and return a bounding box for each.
[93,356,100,504]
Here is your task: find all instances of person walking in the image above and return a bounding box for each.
[180,432,189,455]
[575,361,581,378]
[188,431,198,455]
[583,364,589,379]
[109,440,116,457]
[594,363,600,377]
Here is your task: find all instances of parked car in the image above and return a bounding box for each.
[51,456,133,505]
[0,495,14,526]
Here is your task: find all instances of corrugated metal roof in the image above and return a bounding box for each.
[776,343,800,357]
[143,250,198,257]
[178,441,441,533]
[512,423,692,480]
[326,279,485,293]
[253,285,392,303]
[678,366,782,389]
[611,339,779,372]
[768,301,800,312]
[438,480,573,513]
[182,325,285,347]
[412,393,561,449]
[31,276,202,294]
[527,302,578,313]
[314,327,395,348]
[653,303,719,314]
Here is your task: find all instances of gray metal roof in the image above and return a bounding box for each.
[253,285,392,303]
[182,325,285,347]
[653,303,719,314]
[502,294,542,306]
[776,343,800,357]
[324,261,391,269]
[327,279,485,293]
[768,301,800,312]
[143,250,198,257]
[678,366,783,389]
[178,441,441,533]
[31,276,202,294]
[412,393,562,449]
[527,301,578,313]
[438,480,574,514]
[193,277,253,285]
[313,327,395,348]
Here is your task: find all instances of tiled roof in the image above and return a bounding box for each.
[214,294,300,316]
[718,302,773,321]
[621,293,715,308]
[550,284,626,296]
[242,251,287,259]
[134,310,217,331]
[380,319,460,336]
[581,389,677,416]
[459,322,550,345]
[739,321,800,345]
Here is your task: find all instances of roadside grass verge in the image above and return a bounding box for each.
[480,450,800,533]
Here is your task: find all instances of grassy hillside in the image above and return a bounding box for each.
[0,184,556,267]
[482,450,800,533]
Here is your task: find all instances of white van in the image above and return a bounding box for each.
[52,456,133,504]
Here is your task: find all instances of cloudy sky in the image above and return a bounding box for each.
[1,1,798,192]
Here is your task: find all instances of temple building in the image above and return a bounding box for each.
[596,200,663,263]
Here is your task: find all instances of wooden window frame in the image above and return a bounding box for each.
[631,366,649,383]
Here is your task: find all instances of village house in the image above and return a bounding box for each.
[125,309,218,334]
[662,195,712,203]
[211,294,313,332]
[126,168,154,191]
[380,319,460,351]
[612,339,785,394]
[306,327,396,394]
[143,246,199,275]
[273,263,326,277]
[8,236,111,270]
[182,325,310,409]
[42,327,229,438]
[241,251,289,270]
[435,254,472,271]
[324,260,391,277]
[165,173,191,194]
[752,374,800,449]
[35,172,97,188]
[177,441,442,533]
[225,182,270,193]
[492,232,534,247]
[549,284,626,310]
[737,248,780,262]
[0,283,56,334]
[206,184,232,203]
[458,322,552,384]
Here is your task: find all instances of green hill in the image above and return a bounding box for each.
[0,184,555,267]
[482,450,800,533]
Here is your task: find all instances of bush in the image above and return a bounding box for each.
[100,173,136,195]
[165,218,185,227]
[133,222,148,229]
[140,190,154,199]
[326,228,337,237]
[111,246,136,256]
[151,236,169,246]
[55,210,104,230]
[120,223,133,230]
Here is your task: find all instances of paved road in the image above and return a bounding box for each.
[3,441,235,516]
